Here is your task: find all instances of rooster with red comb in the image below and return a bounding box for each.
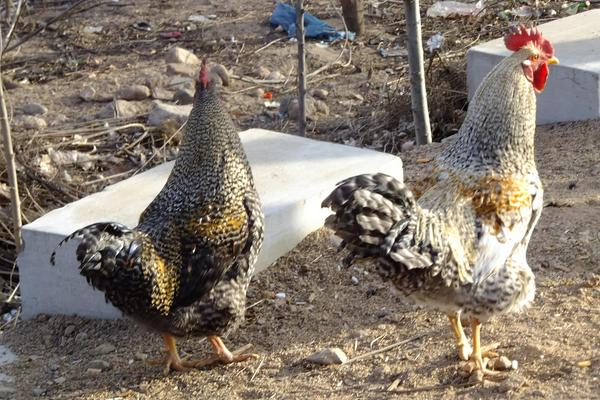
[323,25,558,382]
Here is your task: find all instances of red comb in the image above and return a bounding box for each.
[504,24,554,57]
[199,58,210,89]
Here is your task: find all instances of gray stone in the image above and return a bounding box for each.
[18,129,404,319]
[311,88,329,100]
[32,388,46,396]
[166,76,195,91]
[173,88,195,105]
[21,116,47,130]
[63,325,76,336]
[147,101,192,127]
[490,355,512,371]
[54,377,66,384]
[254,66,270,79]
[165,47,200,65]
[96,100,144,119]
[166,63,196,78]
[79,86,96,101]
[467,10,600,124]
[401,140,415,152]
[22,103,47,115]
[86,368,102,375]
[151,86,174,101]
[93,343,116,355]
[306,347,348,365]
[267,70,284,81]
[88,359,111,370]
[116,85,151,101]
[74,332,88,342]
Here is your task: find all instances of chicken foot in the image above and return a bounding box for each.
[447,312,472,361]
[146,333,203,374]
[190,336,258,368]
[465,317,507,383]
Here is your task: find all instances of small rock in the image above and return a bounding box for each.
[210,64,230,87]
[313,99,329,116]
[306,347,348,365]
[63,325,76,336]
[88,359,111,371]
[311,88,329,100]
[165,47,200,65]
[267,70,284,81]
[173,88,195,105]
[166,63,197,78]
[281,96,318,121]
[49,362,60,371]
[147,101,192,127]
[50,114,69,127]
[135,352,148,361]
[253,88,265,98]
[22,102,48,115]
[350,93,364,102]
[511,359,519,370]
[2,77,20,90]
[351,276,359,285]
[167,76,195,91]
[151,86,174,101]
[468,369,484,384]
[401,140,415,152]
[54,377,66,385]
[94,343,116,355]
[96,100,145,119]
[32,388,46,396]
[490,355,512,371]
[254,66,270,79]
[74,332,88,342]
[86,368,102,375]
[21,116,47,130]
[79,86,96,101]
[116,85,151,101]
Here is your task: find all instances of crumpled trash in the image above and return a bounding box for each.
[426,33,444,53]
[426,0,485,18]
[270,2,355,41]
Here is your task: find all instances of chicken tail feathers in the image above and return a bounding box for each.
[322,173,431,269]
[50,222,139,279]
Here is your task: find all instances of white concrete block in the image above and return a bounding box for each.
[467,10,600,124]
[18,128,404,319]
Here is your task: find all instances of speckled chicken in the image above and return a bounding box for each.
[51,60,264,373]
[322,26,558,381]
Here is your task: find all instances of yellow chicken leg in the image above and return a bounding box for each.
[146,333,200,374]
[467,317,505,383]
[191,336,258,368]
[448,313,472,361]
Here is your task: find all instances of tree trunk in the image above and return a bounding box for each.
[340,0,364,36]
[296,0,306,137]
[404,0,432,145]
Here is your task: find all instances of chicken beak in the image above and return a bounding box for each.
[547,56,559,65]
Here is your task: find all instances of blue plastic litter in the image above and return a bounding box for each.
[270,2,355,42]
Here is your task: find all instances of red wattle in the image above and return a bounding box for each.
[532,62,549,93]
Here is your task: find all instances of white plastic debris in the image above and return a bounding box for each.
[426,0,484,18]
[275,292,286,300]
[379,46,408,58]
[426,33,444,53]
[188,15,211,23]
[264,101,281,109]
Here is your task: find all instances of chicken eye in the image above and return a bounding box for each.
[530,54,539,61]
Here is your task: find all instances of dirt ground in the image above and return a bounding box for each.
[2,120,600,399]
[0,0,599,399]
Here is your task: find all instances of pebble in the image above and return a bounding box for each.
[490,355,512,371]
[147,101,192,127]
[32,388,45,396]
[49,363,60,372]
[306,347,348,365]
[96,100,145,119]
[311,88,329,100]
[253,88,265,98]
[22,102,48,115]
[86,368,102,375]
[401,140,415,152]
[135,352,148,361]
[165,47,200,65]
[54,377,66,385]
[166,63,196,78]
[88,359,111,371]
[351,276,359,285]
[151,86,174,101]
[63,325,76,336]
[74,332,88,342]
[94,343,116,355]
[267,70,285,81]
[79,86,96,101]
[254,66,270,79]
[116,84,151,101]
[173,88,194,105]
[21,115,47,130]
[351,93,364,102]
[275,292,286,300]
